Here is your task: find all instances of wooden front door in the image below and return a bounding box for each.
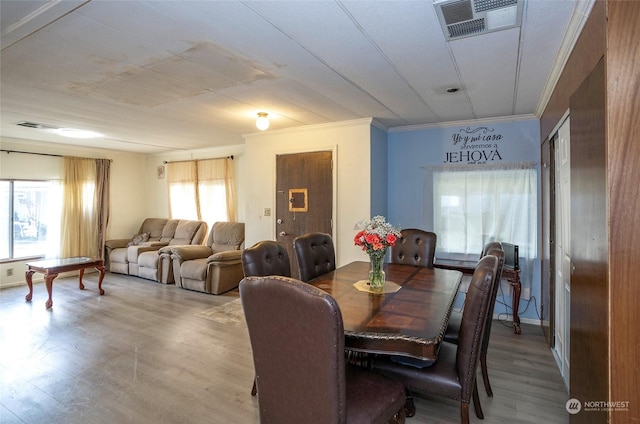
[276,151,333,278]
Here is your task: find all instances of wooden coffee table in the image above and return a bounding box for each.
[25,257,105,308]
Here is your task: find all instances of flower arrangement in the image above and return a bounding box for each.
[354,215,402,259]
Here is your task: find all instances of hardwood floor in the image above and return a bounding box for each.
[0,272,569,423]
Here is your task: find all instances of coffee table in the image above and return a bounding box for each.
[25,257,106,308]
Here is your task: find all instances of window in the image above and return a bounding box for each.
[167,158,236,229]
[433,166,537,258]
[1,180,62,260]
[430,164,537,295]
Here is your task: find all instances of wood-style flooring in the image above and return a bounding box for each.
[0,271,569,423]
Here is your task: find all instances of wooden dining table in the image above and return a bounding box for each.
[308,261,462,362]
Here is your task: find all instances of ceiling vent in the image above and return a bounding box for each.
[16,121,61,130]
[434,0,524,41]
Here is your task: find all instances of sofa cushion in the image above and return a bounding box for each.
[210,222,245,252]
[140,218,169,242]
[160,219,179,243]
[170,220,203,245]
[180,258,208,281]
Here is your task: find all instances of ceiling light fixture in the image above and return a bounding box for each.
[56,128,103,139]
[256,112,269,131]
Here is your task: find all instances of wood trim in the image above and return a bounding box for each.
[607,1,640,421]
[539,0,606,141]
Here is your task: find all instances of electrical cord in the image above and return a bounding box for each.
[495,281,542,328]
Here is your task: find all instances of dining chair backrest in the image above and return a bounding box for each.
[390,228,437,268]
[456,254,499,401]
[481,241,502,257]
[242,240,291,278]
[293,232,336,282]
[239,275,406,424]
[240,275,345,423]
[480,246,504,353]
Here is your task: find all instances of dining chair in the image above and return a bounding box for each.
[242,240,292,279]
[372,255,499,424]
[241,240,292,396]
[444,242,505,397]
[293,232,336,282]
[389,229,437,268]
[239,275,406,424]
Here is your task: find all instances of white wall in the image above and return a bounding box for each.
[243,118,375,268]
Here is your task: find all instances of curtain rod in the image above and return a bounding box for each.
[163,155,234,164]
[1,149,112,162]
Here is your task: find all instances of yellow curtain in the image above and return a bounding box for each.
[61,158,98,258]
[166,158,236,228]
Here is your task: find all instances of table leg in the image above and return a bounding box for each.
[96,266,106,295]
[44,273,58,309]
[25,270,35,302]
[510,278,522,335]
[79,268,86,290]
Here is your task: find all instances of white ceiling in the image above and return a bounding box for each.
[0,0,593,154]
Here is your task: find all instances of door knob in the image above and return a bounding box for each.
[279,231,287,237]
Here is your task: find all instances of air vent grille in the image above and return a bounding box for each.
[434,0,524,41]
[16,121,60,130]
[448,18,486,38]
[440,0,473,25]
[474,0,517,12]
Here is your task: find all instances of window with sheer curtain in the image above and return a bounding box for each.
[167,158,236,229]
[429,163,537,295]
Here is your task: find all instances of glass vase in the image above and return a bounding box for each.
[368,252,386,291]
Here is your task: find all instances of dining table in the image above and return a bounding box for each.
[308,261,463,362]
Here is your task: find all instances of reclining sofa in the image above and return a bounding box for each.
[162,221,245,294]
[105,218,207,284]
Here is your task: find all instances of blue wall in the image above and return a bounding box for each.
[386,119,542,322]
[370,124,389,217]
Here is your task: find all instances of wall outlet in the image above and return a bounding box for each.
[264,208,271,216]
[6,268,13,277]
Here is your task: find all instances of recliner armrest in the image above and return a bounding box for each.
[105,238,130,250]
[207,250,242,263]
[169,245,214,261]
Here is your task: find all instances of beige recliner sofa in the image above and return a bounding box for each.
[105,218,208,283]
[162,221,244,294]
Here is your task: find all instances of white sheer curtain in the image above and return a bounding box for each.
[429,163,537,294]
[197,158,236,229]
[167,161,199,220]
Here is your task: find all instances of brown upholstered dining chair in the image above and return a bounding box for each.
[444,242,505,397]
[372,255,499,424]
[241,240,291,396]
[293,232,336,282]
[242,240,291,279]
[389,229,437,268]
[240,275,406,424]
